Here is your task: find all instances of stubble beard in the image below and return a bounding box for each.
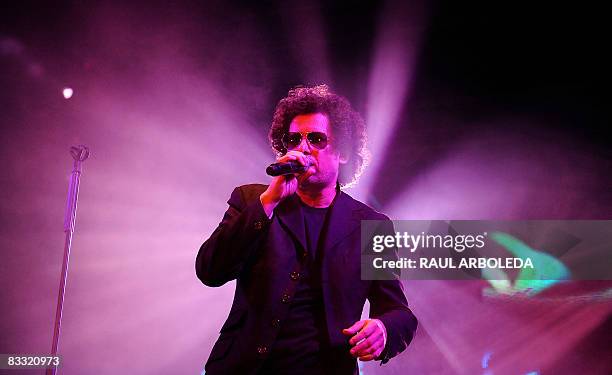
[298,168,337,193]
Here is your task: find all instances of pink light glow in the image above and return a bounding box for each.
[62,87,73,99]
[350,1,427,197]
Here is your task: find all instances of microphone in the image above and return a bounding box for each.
[266,157,314,176]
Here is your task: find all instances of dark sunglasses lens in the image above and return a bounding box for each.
[307,132,328,149]
[283,133,303,149]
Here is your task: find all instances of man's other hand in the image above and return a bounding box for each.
[342,319,387,361]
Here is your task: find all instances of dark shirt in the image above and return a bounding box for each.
[259,202,329,374]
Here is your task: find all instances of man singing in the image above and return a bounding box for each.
[196,84,417,374]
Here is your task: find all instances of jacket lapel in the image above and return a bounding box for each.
[275,193,307,252]
[320,191,361,255]
[275,190,362,257]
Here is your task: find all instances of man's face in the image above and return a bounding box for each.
[287,112,346,190]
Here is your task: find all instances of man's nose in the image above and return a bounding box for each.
[295,137,312,154]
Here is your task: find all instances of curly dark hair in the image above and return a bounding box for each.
[269,84,369,187]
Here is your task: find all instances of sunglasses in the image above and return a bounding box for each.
[282,131,329,150]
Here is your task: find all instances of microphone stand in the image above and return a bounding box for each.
[47,145,90,375]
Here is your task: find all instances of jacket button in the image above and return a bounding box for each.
[290,271,300,281]
[301,251,308,259]
[254,221,264,230]
[257,345,268,355]
[271,318,281,328]
[281,293,291,303]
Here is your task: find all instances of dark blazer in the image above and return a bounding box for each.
[196,184,417,374]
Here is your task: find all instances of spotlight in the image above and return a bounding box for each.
[63,87,73,99]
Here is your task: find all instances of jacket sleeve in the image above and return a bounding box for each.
[367,219,418,365]
[195,186,271,287]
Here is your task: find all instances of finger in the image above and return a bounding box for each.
[342,320,366,336]
[270,174,292,185]
[349,332,382,346]
[360,336,386,360]
[283,174,296,183]
[285,151,308,164]
[296,154,309,167]
[302,154,315,167]
[351,336,384,358]
[374,344,385,359]
[348,320,379,345]
[277,154,298,163]
[278,150,306,162]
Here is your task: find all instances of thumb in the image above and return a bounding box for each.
[342,319,366,335]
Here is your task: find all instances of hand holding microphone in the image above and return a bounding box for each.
[261,151,315,217]
[266,154,315,176]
